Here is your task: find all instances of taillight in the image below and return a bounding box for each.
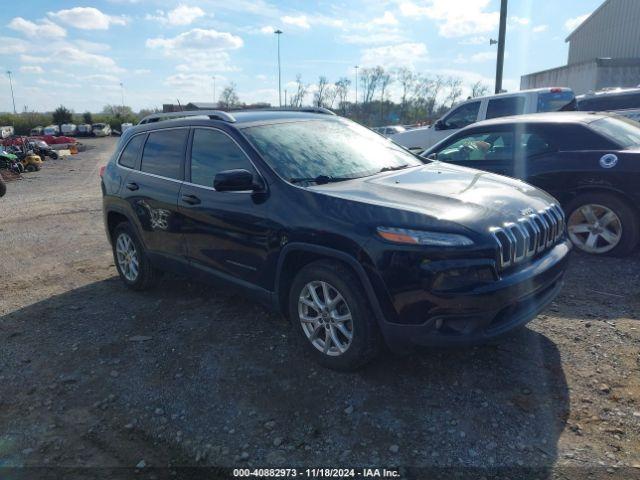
[99,166,106,177]
[550,87,563,93]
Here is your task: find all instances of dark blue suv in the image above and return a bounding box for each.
[101,108,571,370]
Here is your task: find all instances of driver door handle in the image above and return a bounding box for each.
[181,194,201,205]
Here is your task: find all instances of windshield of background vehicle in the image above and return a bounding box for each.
[243,119,423,182]
[590,116,640,148]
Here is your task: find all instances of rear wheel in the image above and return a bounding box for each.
[288,260,382,370]
[112,222,159,290]
[25,164,37,172]
[566,193,639,256]
[49,151,58,160]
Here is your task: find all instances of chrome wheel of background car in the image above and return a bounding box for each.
[298,281,353,356]
[115,232,140,281]
[568,203,622,254]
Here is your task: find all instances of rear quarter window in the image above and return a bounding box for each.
[118,134,145,169]
[486,97,525,120]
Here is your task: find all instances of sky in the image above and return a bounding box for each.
[0,0,604,113]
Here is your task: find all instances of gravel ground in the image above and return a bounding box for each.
[0,137,639,479]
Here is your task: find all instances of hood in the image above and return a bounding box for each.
[310,162,557,233]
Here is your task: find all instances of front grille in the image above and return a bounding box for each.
[490,204,565,270]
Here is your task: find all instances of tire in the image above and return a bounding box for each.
[112,222,159,290]
[0,176,6,197]
[49,151,58,160]
[25,164,37,172]
[288,260,382,370]
[15,163,24,173]
[565,192,639,257]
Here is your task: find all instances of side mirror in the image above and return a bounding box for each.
[214,169,257,192]
[425,152,438,160]
[434,120,445,131]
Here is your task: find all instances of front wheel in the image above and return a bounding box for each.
[288,260,382,370]
[566,193,639,256]
[112,222,159,290]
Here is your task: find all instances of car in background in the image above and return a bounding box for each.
[43,125,60,136]
[30,126,44,136]
[92,123,112,137]
[577,87,640,122]
[373,125,406,137]
[422,112,640,257]
[101,108,570,369]
[77,124,93,136]
[61,124,77,136]
[391,87,576,151]
[1,126,15,139]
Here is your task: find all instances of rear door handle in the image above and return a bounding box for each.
[126,182,139,191]
[181,194,201,205]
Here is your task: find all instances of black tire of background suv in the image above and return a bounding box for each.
[288,259,382,371]
[0,175,6,197]
[565,192,640,257]
[112,222,159,291]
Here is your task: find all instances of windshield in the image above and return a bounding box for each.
[242,119,422,183]
[537,91,577,112]
[590,116,640,148]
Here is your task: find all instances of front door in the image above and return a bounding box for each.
[178,127,272,287]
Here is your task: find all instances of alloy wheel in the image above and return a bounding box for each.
[568,203,622,254]
[298,281,354,356]
[115,232,140,281]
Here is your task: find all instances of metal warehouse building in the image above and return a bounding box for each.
[521,0,640,94]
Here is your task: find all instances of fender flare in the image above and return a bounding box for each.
[104,205,146,248]
[274,242,388,329]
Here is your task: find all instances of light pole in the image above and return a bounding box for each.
[6,70,16,114]
[284,89,287,107]
[494,0,508,93]
[354,65,359,106]
[212,76,216,105]
[119,82,125,109]
[274,29,283,107]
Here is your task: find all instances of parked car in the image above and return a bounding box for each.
[577,87,640,122]
[43,125,60,136]
[373,125,406,137]
[31,135,76,146]
[102,108,570,369]
[391,87,576,150]
[30,126,44,136]
[92,123,112,137]
[0,126,15,139]
[77,124,93,136]
[422,112,640,256]
[61,123,77,136]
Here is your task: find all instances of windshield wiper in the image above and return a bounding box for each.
[289,175,354,185]
[378,164,411,173]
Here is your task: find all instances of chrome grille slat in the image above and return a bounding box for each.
[491,204,565,270]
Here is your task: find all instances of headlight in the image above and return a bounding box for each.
[377,227,474,246]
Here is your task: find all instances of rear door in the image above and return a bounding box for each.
[122,127,188,261]
[179,127,271,286]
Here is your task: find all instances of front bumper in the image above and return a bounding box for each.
[378,240,571,348]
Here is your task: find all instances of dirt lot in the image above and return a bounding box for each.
[0,137,639,479]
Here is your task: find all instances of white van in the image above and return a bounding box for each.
[0,126,14,139]
[391,87,576,150]
[43,125,60,136]
[61,123,77,136]
[92,123,112,137]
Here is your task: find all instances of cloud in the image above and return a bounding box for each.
[341,32,405,45]
[371,11,398,26]
[21,46,123,73]
[146,4,206,26]
[8,17,66,38]
[565,13,589,32]
[48,7,128,30]
[20,66,45,74]
[532,24,548,33]
[458,36,489,45]
[454,51,503,63]
[0,36,29,53]
[360,42,428,68]
[281,15,310,29]
[509,16,530,26]
[399,0,498,38]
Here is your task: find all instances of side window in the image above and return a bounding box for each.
[521,132,555,157]
[486,96,525,119]
[118,134,145,169]
[140,129,188,179]
[190,129,256,188]
[437,131,513,162]
[442,101,481,129]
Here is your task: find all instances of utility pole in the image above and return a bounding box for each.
[494,0,508,94]
[284,89,287,107]
[212,76,216,105]
[354,65,359,106]
[6,70,16,114]
[274,29,283,107]
[119,82,125,109]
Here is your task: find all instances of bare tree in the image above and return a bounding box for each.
[314,76,329,107]
[218,83,240,109]
[396,68,416,122]
[290,74,309,108]
[360,66,385,104]
[324,85,338,109]
[379,70,392,121]
[445,76,463,109]
[470,81,490,98]
[334,77,351,113]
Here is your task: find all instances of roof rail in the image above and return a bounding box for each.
[229,107,337,116]
[138,110,236,125]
